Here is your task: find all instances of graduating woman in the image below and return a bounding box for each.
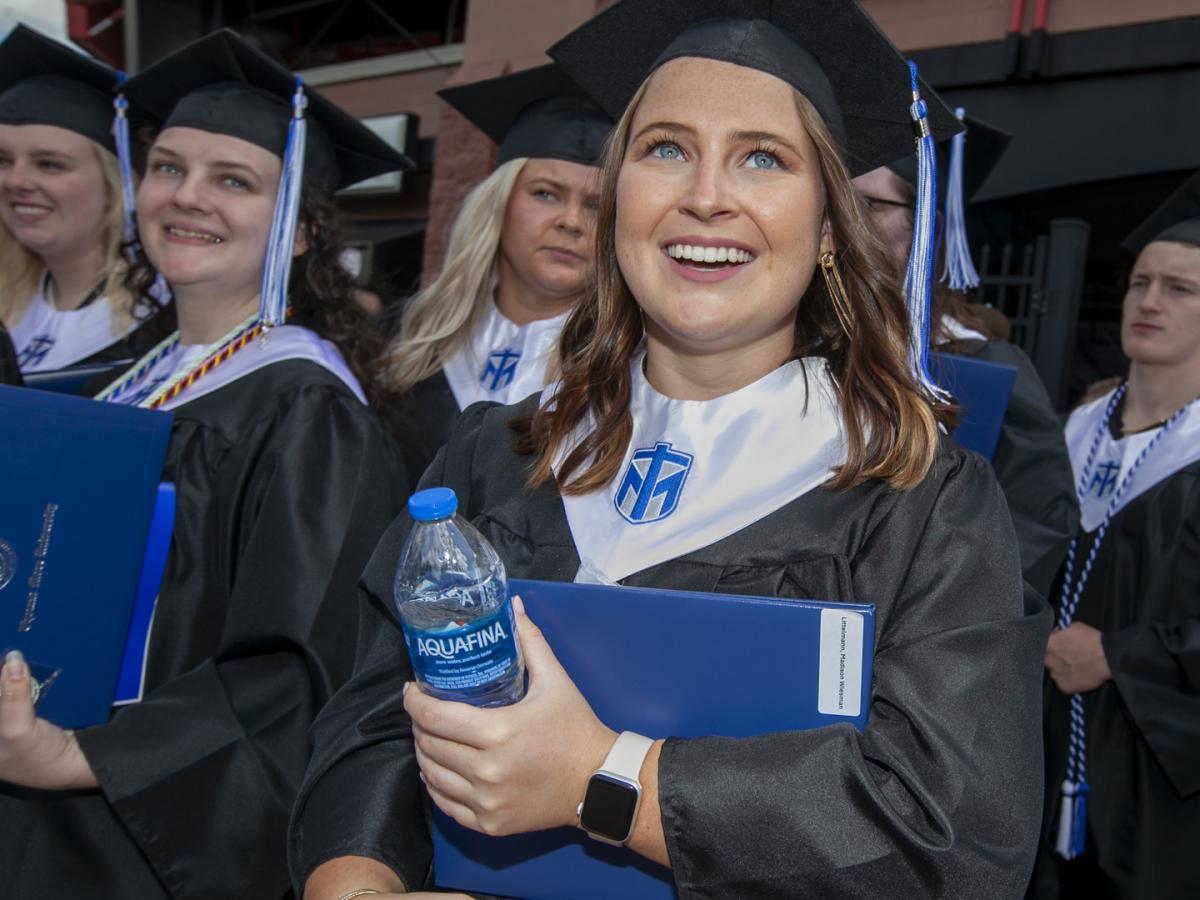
[853,118,1079,599]
[0,30,410,899]
[0,25,161,377]
[290,3,1050,898]
[381,64,610,480]
[1029,172,1200,899]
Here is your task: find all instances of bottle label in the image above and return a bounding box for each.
[402,602,519,693]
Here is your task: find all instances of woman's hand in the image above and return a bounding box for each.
[0,650,98,790]
[403,595,617,837]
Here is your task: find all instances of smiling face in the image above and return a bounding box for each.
[1122,240,1200,371]
[614,57,832,366]
[496,157,599,320]
[137,126,283,300]
[0,123,110,262]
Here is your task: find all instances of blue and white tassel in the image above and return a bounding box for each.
[901,61,946,400]
[258,77,308,329]
[112,72,138,246]
[1054,384,1187,859]
[941,107,980,292]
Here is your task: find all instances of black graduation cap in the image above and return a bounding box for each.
[0,24,119,152]
[1122,171,1200,255]
[546,0,962,177]
[438,63,613,167]
[121,28,413,192]
[890,114,1011,203]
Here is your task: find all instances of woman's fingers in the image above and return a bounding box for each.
[0,650,36,738]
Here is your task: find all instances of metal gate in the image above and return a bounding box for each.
[971,218,1090,410]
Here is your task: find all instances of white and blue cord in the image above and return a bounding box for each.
[941,107,980,292]
[1054,385,1185,859]
[259,77,308,328]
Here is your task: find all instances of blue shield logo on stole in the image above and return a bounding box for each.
[480,349,521,391]
[1088,460,1120,499]
[17,334,55,368]
[614,441,694,524]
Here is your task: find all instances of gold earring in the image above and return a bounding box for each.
[819,250,854,339]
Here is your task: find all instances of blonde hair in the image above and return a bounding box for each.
[379,158,527,391]
[516,82,952,494]
[0,141,134,331]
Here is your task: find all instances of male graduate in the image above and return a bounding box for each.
[1029,171,1200,899]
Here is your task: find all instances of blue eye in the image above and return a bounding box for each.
[746,150,780,170]
[221,176,249,191]
[650,141,684,161]
[153,161,181,176]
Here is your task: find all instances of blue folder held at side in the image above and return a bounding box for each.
[0,385,172,727]
[433,578,876,900]
[929,350,1018,460]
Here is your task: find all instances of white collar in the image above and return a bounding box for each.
[9,276,130,372]
[1066,389,1200,532]
[553,353,847,584]
[442,299,571,409]
[107,324,366,410]
[936,314,989,345]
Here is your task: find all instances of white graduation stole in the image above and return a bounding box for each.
[442,300,571,410]
[107,324,366,411]
[9,280,134,372]
[1066,389,1200,533]
[553,353,847,584]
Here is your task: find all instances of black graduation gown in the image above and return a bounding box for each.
[0,324,22,386]
[396,368,462,490]
[0,360,409,899]
[1028,458,1200,899]
[944,338,1080,598]
[289,397,1052,899]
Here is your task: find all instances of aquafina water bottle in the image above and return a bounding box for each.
[394,487,525,706]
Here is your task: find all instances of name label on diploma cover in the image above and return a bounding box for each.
[818,607,864,717]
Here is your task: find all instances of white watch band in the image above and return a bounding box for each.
[599,731,655,782]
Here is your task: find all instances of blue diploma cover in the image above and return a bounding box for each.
[929,351,1018,459]
[0,386,172,727]
[433,578,876,900]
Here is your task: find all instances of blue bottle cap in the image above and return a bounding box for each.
[408,487,458,521]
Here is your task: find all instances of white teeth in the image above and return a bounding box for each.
[168,226,222,244]
[666,243,753,263]
[13,204,49,215]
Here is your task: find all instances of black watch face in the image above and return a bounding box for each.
[580,773,639,841]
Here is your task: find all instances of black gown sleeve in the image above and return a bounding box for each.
[954,340,1079,598]
[289,402,493,892]
[1101,497,1200,798]
[75,388,408,899]
[657,450,1052,898]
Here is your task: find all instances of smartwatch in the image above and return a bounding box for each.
[576,731,655,846]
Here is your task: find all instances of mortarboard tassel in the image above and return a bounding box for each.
[941,107,980,292]
[259,77,308,329]
[901,61,946,400]
[112,73,138,246]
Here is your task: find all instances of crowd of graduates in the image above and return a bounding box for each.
[0,2,1196,897]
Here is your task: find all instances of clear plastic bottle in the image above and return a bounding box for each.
[394,486,525,707]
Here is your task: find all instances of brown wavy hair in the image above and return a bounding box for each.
[124,176,392,412]
[514,82,955,494]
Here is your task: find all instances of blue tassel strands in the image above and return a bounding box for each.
[259,77,309,329]
[1053,383,1188,859]
[941,107,980,292]
[901,62,946,401]
[112,72,138,247]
